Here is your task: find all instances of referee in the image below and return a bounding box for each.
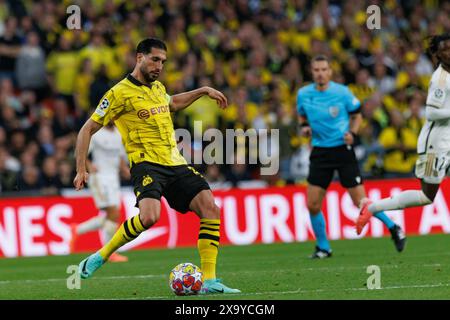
[296,55,406,258]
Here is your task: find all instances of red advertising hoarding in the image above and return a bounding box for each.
[0,179,449,258]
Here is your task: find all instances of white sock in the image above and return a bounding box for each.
[368,190,432,213]
[103,219,119,242]
[76,216,106,235]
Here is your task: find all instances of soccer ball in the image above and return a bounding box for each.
[169,262,203,296]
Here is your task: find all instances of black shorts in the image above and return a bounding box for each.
[130,162,210,213]
[307,145,363,190]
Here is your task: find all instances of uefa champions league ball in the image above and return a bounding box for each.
[169,262,203,296]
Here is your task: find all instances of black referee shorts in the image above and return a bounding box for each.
[130,161,211,213]
[307,145,363,190]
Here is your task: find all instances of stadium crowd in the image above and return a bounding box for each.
[0,0,449,194]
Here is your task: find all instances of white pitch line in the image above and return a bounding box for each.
[114,282,450,300]
[0,274,166,285]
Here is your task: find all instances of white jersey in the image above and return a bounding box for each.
[417,64,450,154]
[89,126,127,177]
[88,126,126,208]
[415,64,450,184]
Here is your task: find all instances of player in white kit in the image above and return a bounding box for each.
[70,122,130,262]
[356,34,450,234]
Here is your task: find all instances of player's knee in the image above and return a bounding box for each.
[199,201,221,219]
[139,211,160,229]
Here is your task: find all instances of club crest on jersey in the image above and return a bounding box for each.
[329,106,339,118]
[142,175,153,187]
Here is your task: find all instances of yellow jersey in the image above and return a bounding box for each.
[90,74,187,167]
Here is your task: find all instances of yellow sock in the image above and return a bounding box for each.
[197,218,220,280]
[99,214,145,260]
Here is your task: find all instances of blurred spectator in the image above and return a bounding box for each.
[0,146,18,192]
[348,68,376,103]
[18,165,43,191]
[51,97,75,138]
[378,110,418,176]
[15,31,48,100]
[369,62,396,95]
[37,124,55,158]
[225,158,252,187]
[73,58,94,115]
[204,164,230,190]
[0,16,21,82]
[406,92,426,137]
[40,156,60,194]
[9,130,26,158]
[57,159,74,189]
[46,34,78,107]
[89,64,110,109]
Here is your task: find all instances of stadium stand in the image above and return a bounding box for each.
[0,0,449,194]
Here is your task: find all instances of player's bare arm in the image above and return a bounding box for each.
[169,86,228,112]
[74,119,103,190]
[119,158,131,180]
[344,112,362,145]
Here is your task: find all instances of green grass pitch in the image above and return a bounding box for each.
[0,234,449,300]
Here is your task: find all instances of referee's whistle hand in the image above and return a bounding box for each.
[344,132,354,145]
[300,127,312,137]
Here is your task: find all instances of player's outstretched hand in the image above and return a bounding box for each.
[205,87,228,109]
[73,171,89,191]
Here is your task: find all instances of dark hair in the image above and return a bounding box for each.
[427,33,450,63]
[136,38,167,54]
[311,54,330,65]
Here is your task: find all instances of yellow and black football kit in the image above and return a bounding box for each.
[92,74,220,281]
[91,74,210,212]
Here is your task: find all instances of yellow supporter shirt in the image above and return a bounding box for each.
[78,45,122,80]
[46,50,79,95]
[182,95,220,129]
[73,72,93,112]
[90,74,187,167]
[378,127,418,173]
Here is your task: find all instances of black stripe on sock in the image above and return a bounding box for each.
[200,226,220,232]
[122,234,132,241]
[123,220,138,239]
[198,233,220,242]
[129,217,138,234]
[201,223,220,227]
[210,242,219,248]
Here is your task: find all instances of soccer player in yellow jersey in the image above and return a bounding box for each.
[73,38,240,294]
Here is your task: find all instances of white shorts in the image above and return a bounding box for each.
[88,173,121,209]
[415,150,450,184]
